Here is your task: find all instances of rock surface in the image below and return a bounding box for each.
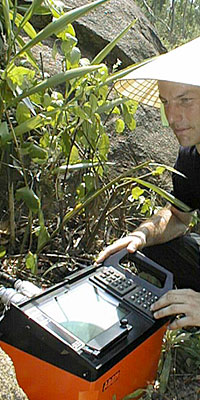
[65,0,166,67]
[0,347,28,400]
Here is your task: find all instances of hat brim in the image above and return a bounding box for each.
[114,36,200,108]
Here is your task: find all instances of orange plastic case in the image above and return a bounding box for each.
[0,324,166,400]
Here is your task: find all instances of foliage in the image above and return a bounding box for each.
[134,0,200,48]
[0,0,157,270]
[0,0,193,274]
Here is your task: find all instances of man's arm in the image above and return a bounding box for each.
[96,204,193,263]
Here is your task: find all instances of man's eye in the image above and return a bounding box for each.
[180,97,193,105]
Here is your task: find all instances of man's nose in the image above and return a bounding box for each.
[165,104,182,126]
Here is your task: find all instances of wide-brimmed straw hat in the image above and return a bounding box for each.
[114,36,200,108]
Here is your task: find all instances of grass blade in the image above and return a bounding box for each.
[2,0,12,40]
[11,0,110,63]
[10,65,102,104]
[14,0,44,37]
[91,19,137,65]
[130,177,192,212]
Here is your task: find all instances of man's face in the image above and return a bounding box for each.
[158,81,200,153]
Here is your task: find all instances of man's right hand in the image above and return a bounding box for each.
[96,231,147,264]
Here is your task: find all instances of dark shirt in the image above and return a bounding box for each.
[173,146,200,211]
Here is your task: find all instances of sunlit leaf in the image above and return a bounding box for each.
[130,177,192,212]
[0,246,6,258]
[152,166,166,176]
[16,102,31,124]
[98,132,110,159]
[91,19,137,65]
[131,186,144,200]
[26,251,38,274]
[10,65,102,104]
[116,118,125,133]
[7,66,35,92]
[12,0,110,61]
[14,0,44,36]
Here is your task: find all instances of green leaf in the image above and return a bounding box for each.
[70,47,81,65]
[97,98,128,114]
[131,186,144,199]
[160,103,169,127]
[130,177,192,212]
[2,0,12,40]
[98,132,110,159]
[26,251,38,274]
[16,102,31,124]
[70,105,90,120]
[12,0,110,62]
[122,388,144,399]
[159,350,172,395]
[14,115,45,137]
[37,225,50,252]
[16,34,39,70]
[91,19,137,65]
[7,66,35,92]
[116,118,125,133]
[10,65,102,104]
[14,0,44,37]
[61,33,77,54]
[89,94,98,113]
[32,144,47,159]
[152,166,166,176]
[29,143,48,161]
[0,121,12,146]
[0,246,6,258]
[10,11,38,40]
[69,146,80,164]
[16,187,40,213]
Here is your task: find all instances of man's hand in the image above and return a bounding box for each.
[151,289,200,329]
[96,232,146,264]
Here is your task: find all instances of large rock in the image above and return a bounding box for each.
[64,0,166,67]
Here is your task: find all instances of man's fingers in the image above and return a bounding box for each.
[95,236,137,263]
[153,303,188,319]
[151,289,195,312]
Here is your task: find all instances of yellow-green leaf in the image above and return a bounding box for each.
[131,186,144,199]
[26,252,38,274]
[116,118,125,133]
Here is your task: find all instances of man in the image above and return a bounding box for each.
[97,77,200,330]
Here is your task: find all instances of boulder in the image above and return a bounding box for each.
[64,0,166,67]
